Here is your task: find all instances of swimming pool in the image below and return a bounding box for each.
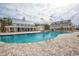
[0,32,65,43]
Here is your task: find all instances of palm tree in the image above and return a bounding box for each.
[3,17,12,25]
[1,20,6,32]
[0,17,12,32]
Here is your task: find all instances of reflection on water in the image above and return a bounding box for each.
[0,32,65,43]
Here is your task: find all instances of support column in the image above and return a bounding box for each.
[14,27,16,32]
[8,27,10,32]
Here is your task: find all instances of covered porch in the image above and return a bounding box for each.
[5,26,37,32]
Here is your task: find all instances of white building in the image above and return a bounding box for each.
[50,20,73,31]
[5,19,37,32]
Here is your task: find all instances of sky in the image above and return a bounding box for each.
[0,0,79,24]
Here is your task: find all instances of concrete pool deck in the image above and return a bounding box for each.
[0,32,79,56]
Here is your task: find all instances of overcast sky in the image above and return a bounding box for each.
[0,2,79,24]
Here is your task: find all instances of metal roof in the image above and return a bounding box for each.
[12,18,35,25]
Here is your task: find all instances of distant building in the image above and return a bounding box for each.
[50,20,74,31]
[74,25,79,30]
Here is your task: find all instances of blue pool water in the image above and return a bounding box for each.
[0,32,65,43]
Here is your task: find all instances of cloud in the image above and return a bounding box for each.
[0,3,79,25]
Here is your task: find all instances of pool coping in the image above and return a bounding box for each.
[0,31,42,35]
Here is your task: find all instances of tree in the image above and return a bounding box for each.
[44,24,50,30]
[0,17,12,32]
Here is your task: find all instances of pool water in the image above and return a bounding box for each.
[0,32,65,43]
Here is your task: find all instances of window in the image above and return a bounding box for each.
[21,24,24,26]
[17,24,19,26]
